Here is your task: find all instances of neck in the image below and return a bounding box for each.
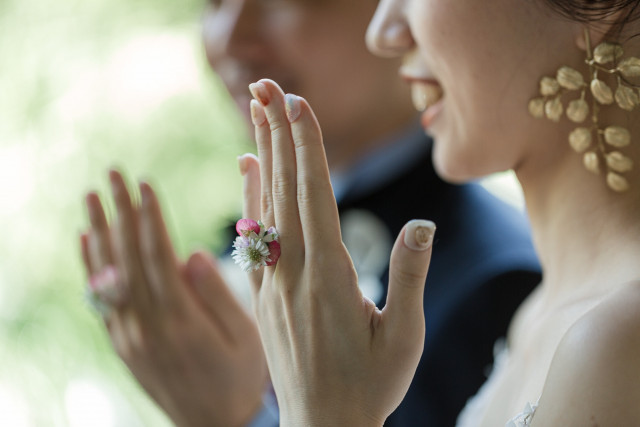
[516,147,640,302]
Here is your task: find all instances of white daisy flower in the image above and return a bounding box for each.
[232,235,271,272]
[233,218,281,272]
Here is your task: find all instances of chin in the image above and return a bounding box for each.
[430,137,484,184]
[432,160,473,184]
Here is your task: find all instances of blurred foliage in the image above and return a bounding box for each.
[0,0,253,424]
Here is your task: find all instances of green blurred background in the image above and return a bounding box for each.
[0,0,251,424]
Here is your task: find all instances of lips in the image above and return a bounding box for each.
[411,82,443,112]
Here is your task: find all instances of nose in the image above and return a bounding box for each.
[202,0,261,66]
[366,0,413,58]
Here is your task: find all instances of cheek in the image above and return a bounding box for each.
[429,79,532,183]
[411,3,551,180]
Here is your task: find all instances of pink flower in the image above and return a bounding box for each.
[266,240,281,266]
[236,219,260,237]
[233,219,280,272]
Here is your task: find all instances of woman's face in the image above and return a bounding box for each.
[367,0,585,182]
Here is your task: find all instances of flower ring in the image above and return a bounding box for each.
[85,266,123,316]
[231,219,281,272]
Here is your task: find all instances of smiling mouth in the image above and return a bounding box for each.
[411,82,443,112]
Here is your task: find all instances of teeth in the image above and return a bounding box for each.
[411,83,443,112]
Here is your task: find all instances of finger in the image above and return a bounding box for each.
[80,232,95,277]
[239,153,261,221]
[383,220,436,329]
[285,94,342,249]
[185,251,257,342]
[85,192,114,271]
[138,181,183,306]
[250,79,302,240]
[250,99,274,229]
[109,170,152,307]
[239,153,264,292]
[84,196,124,322]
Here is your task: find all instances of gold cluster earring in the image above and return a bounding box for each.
[529,29,636,192]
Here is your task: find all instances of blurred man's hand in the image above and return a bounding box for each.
[82,171,268,427]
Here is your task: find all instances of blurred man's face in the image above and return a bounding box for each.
[202,0,412,159]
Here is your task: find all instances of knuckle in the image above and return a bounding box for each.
[390,268,426,289]
[296,182,314,206]
[261,196,273,215]
[297,179,332,210]
[272,174,295,202]
[292,135,316,151]
[269,119,289,136]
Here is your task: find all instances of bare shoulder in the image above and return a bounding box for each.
[532,282,640,426]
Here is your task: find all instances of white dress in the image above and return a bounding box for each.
[456,341,538,427]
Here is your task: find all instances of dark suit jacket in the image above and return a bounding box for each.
[338,142,541,426]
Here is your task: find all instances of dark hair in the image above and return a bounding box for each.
[544,1,640,39]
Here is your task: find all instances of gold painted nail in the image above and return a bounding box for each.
[404,220,436,251]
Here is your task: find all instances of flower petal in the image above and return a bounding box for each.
[263,227,279,242]
[266,240,281,266]
[236,219,260,236]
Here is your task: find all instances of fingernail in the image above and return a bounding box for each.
[250,99,266,126]
[404,220,436,251]
[285,94,301,123]
[238,154,249,176]
[249,82,270,106]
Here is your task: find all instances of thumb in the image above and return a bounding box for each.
[383,220,436,329]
